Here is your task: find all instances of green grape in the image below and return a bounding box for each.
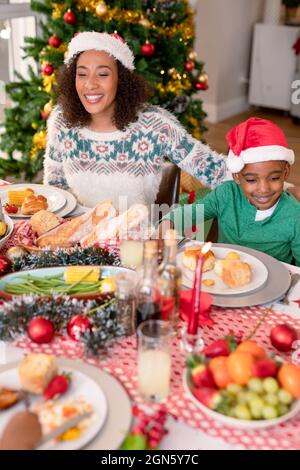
[278,388,293,405]
[245,391,258,403]
[226,383,243,395]
[265,394,279,406]
[249,397,264,419]
[277,404,289,416]
[263,377,279,394]
[237,391,248,405]
[234,404,252,420]
[262,405,278,420]
[248,378,264,394]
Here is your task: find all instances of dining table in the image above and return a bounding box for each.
[1,179,300,451]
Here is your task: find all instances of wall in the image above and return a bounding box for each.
[195,0,264,122]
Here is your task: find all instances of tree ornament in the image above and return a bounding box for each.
[195,82,208,91]
[139,16,151,28]
[42,63,54,76]
[198,71,209,83]
[28,317,55,344]
[43,101,53,116]
[63,9,77,25]
[184,60,195,72]
[141,41,155,57]
[188,50,197,61]
[0,255,11,274]
[48,35,61,48]
[67,315,92,341]
[95,2,108,17]
[6,246,28,263]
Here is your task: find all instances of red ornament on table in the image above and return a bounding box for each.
[187,242,212,334]
[270,324,298,352]
[63,10,77,25]
[48,35,62,48]
[0,255,11,274]
[184,60,195,72]
[141,42,155,57]
[67,315,92,341]
[195,82,208,91]
[28,317,55,344]
[42,63,54,76]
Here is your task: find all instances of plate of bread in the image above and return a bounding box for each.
[0,354,107,450]
[178,242,268,296]
[0,184,66,218]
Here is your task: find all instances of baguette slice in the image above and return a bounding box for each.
[37,200,117,248]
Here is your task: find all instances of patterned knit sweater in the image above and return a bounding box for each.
[43,105,226,209]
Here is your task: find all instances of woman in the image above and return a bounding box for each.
[43,31,227,210]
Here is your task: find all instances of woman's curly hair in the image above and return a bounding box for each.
[56,54,149,130]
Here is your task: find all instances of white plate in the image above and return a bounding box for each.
[177,243,268,296]
[0,365,107,450]
[183,371,300,430]
[0,214,14,249]
[0,184,66,218]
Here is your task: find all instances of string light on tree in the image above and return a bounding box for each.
[95,1,108,17]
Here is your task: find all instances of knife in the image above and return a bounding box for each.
[36,411,93,448]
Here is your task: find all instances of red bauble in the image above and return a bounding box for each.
[40,110,48,120]
[195,82,208,91]
[48,35,61,48]
[0,255,11,274]
[42,63,54,76]
[270,324,298,352]
[63,10,77,25]
[141,42,155,57]
[28,317,55,344]
[67,315,92,341]
[184,60,195,72]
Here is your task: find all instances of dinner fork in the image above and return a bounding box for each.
[279,273,300,305]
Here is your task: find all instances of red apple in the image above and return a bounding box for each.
[252,358,278,378]
[270,324,298,352]
[192,387,222,409]
[191,364,216,388]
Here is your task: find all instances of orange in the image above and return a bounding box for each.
[208,356,231,389]
[236,340,267,360]
[278,363,300,398]
[227,351,255,385]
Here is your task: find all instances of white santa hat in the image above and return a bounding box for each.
[226,117,295,173]
[64,31,135,71]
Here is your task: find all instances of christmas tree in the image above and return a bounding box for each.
[0,0,208,180]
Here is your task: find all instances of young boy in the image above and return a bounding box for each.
[159,117,300,265]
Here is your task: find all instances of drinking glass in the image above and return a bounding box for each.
[120,239,144,269]
[137,320,172,402]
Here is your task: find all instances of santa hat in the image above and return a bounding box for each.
[226,117,295,173]
[64,31,135,71]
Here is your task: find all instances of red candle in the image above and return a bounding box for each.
[187,242,212,334]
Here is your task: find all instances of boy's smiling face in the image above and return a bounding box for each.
[232,160,290,210]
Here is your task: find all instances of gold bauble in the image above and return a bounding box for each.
[139,16,151,28]
[31,122,38,130]
[188,50,197,61]
[43,101,53,116]
[198,72,208,83]
[168,68,176,76]
[95,2,108,17]
[33,130,47,149]
[6,245,29,262]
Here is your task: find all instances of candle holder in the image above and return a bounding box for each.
[180,324,205,354]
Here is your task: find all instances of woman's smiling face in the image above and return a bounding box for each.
[75,49,118,123]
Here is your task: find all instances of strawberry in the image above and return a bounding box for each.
[192,387,222,409]
[5,204,18,214]
[191,364,216,388]
[202,334,238,358]
[252,358,278,378]
[43,373,71,400]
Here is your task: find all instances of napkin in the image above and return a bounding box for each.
[179,290,214,327]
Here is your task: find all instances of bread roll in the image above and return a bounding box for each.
[222,259,252,289]
[18,354,58,394]
[182,246,215,272]
[225,251,240,261]
[21,195,48,215]
[30,210,60,236]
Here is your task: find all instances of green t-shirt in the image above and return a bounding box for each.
[164,181,300,266]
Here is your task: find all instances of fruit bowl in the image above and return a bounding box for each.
[183,370,300,429]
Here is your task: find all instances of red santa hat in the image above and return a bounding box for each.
[64,31,135,71]
[226,117,295,173]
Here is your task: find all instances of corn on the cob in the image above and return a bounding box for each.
[99,277,116,293]
[64,266,100,284]
[8,189,34,206]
